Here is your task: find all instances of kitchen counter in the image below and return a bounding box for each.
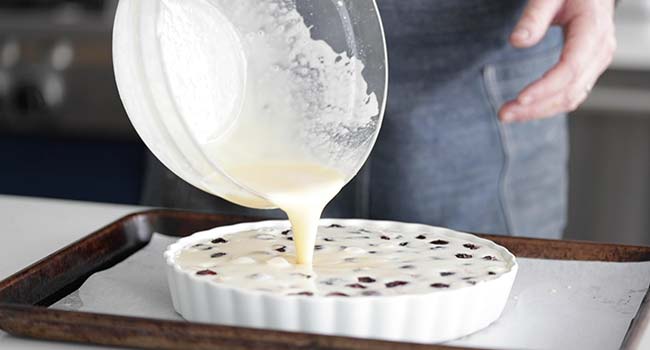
[0,195,144,350]
[1,195,648,350]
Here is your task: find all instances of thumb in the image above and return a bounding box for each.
[511,0,563,48]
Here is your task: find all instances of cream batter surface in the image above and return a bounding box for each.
[173,223,514,297]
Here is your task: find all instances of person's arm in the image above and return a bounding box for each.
[499,0,617,123]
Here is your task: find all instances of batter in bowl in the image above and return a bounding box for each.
[223,162,345,265]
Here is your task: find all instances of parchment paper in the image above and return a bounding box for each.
[51,234,650,350]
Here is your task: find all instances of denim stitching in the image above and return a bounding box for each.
[481,64,514,236]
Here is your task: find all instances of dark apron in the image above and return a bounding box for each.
[142,0,568,239]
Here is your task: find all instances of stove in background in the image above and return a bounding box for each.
[0,0,145,204]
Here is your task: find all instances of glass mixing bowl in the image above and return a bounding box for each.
[113,0,387,209]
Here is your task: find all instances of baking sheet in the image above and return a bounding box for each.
[51,234,650,350]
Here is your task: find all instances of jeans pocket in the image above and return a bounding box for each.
[483,46,562,108]
[481,45,570,238]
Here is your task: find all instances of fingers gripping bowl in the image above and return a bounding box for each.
[164,220,517,343]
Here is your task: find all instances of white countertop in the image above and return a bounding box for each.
[0,195,648,349]
[0,195,144,350]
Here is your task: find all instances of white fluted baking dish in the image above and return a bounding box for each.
[164,219,518,343]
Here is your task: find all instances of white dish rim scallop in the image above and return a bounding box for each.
[164,219,518,344]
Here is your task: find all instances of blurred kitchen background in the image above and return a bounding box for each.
[0,0,648,245]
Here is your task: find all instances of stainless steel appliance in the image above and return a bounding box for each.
[0,0,136,140]
[0,0,143,205]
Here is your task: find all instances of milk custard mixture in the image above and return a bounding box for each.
[225,163,345,265]
[174,224,513,297]
[156,0,379,266]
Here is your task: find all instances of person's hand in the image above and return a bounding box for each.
[500,0,616,123]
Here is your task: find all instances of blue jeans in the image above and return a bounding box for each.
[142,0,569,239]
